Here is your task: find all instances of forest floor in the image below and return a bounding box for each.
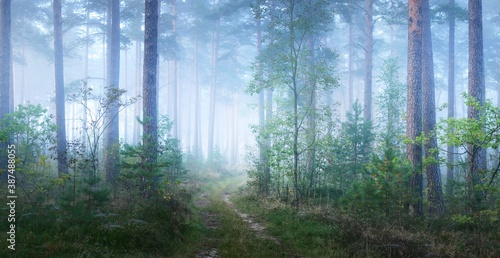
[191,173,297,258]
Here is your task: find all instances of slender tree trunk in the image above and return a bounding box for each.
[231,94,238,165]
[143,0,159,174]
[193,33,202,161]
[446,0,456,197]
[167,61,173,119]
[307,37,316,197]
[467,0,485,209]
[124,47,128,143]
[422,0,444,215]
[289,1,299,209]
[256,16,268,194]
[82,9,89,145]
[134,41,142,144]
[186,65,192,152]
[293,86,299,209]
[20,46,25,104]
[348,20,354,111]
[364,0,373,122]
[207,18,220,162]
[265,1,274,185]
[0,0,11,182]
[8,51,12,110]
[104,0,120,184]
[172,0,179,139]
[53,0,68,176]
[407,0,423,216]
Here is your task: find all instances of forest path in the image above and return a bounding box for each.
[222,192,280,245]
[192,174,296,258]
[193,192,220,258]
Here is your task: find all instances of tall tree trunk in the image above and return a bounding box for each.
[143,0,159,174]
[8,50,11,110]
[467,0,485,209]
[289,1,299,209]
[231,94,238,165]
[307,37,316,197]
[0,0,10,182]
[446,0,456,197]
[363,0,373,122]
[82,8,89,146]
[293,84,299,209]
[172,0,179,139]
[186,65,192,152]
[207,18,220,162]
[256,16,268,194]
[407,0,423,216]
[134,41,142,144]
[19,46,25,104]
[193,33,202,161]
[348,20,354,111]
[104,0,120,184]
[53,0,68,176]
[124,47,128,143]
[265,87,273,189]
[422,0,444,215]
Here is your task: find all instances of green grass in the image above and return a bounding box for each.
[232,192,351,258]
[0,188,205,258]
[193,173,291,257]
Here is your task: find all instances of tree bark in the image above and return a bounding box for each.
[446,0,456,197]
[256,16,269,194]
[53,0,68,176]
[143,0,159,172]
[82,8,89,145]
[104,0,120,184]
[467,0,485,208]
[348,20,353,111]
[207,18,220,162]
[363,0,373,122]
[306,36,316,197]
[422,0,444,215]
[407,0,423,216]
[172,0,179,139]
[134,41,142,144]
[231,94,238,165]
[0,0,10,182]
[193,33,202,161]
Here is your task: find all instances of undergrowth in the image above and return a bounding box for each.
[0,182,203,258]
[232,187,500,258]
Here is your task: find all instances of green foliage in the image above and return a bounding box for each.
[375,58,406,149]
[439,94,500,151]
[340,144,412,221]
[246,0,340,208]
[329,101,374,190]
[0,106,195,258]
[120,115,185,199]
[0,103,56,165]
[438,94,500,229]
[67,82,138,178]
[432,2,469,24]
[0,189,196,257]
[0,104,58,206]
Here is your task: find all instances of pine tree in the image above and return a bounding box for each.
[104,0,121,184]
[406,0,423,216]
[142,0,159,174]
[467,0,486,209]
[422,0,444,215]
[0,0,10,182]
[53,0,68,176]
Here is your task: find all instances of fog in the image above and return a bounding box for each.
[1,0,500,256]
[8,0,499,168]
